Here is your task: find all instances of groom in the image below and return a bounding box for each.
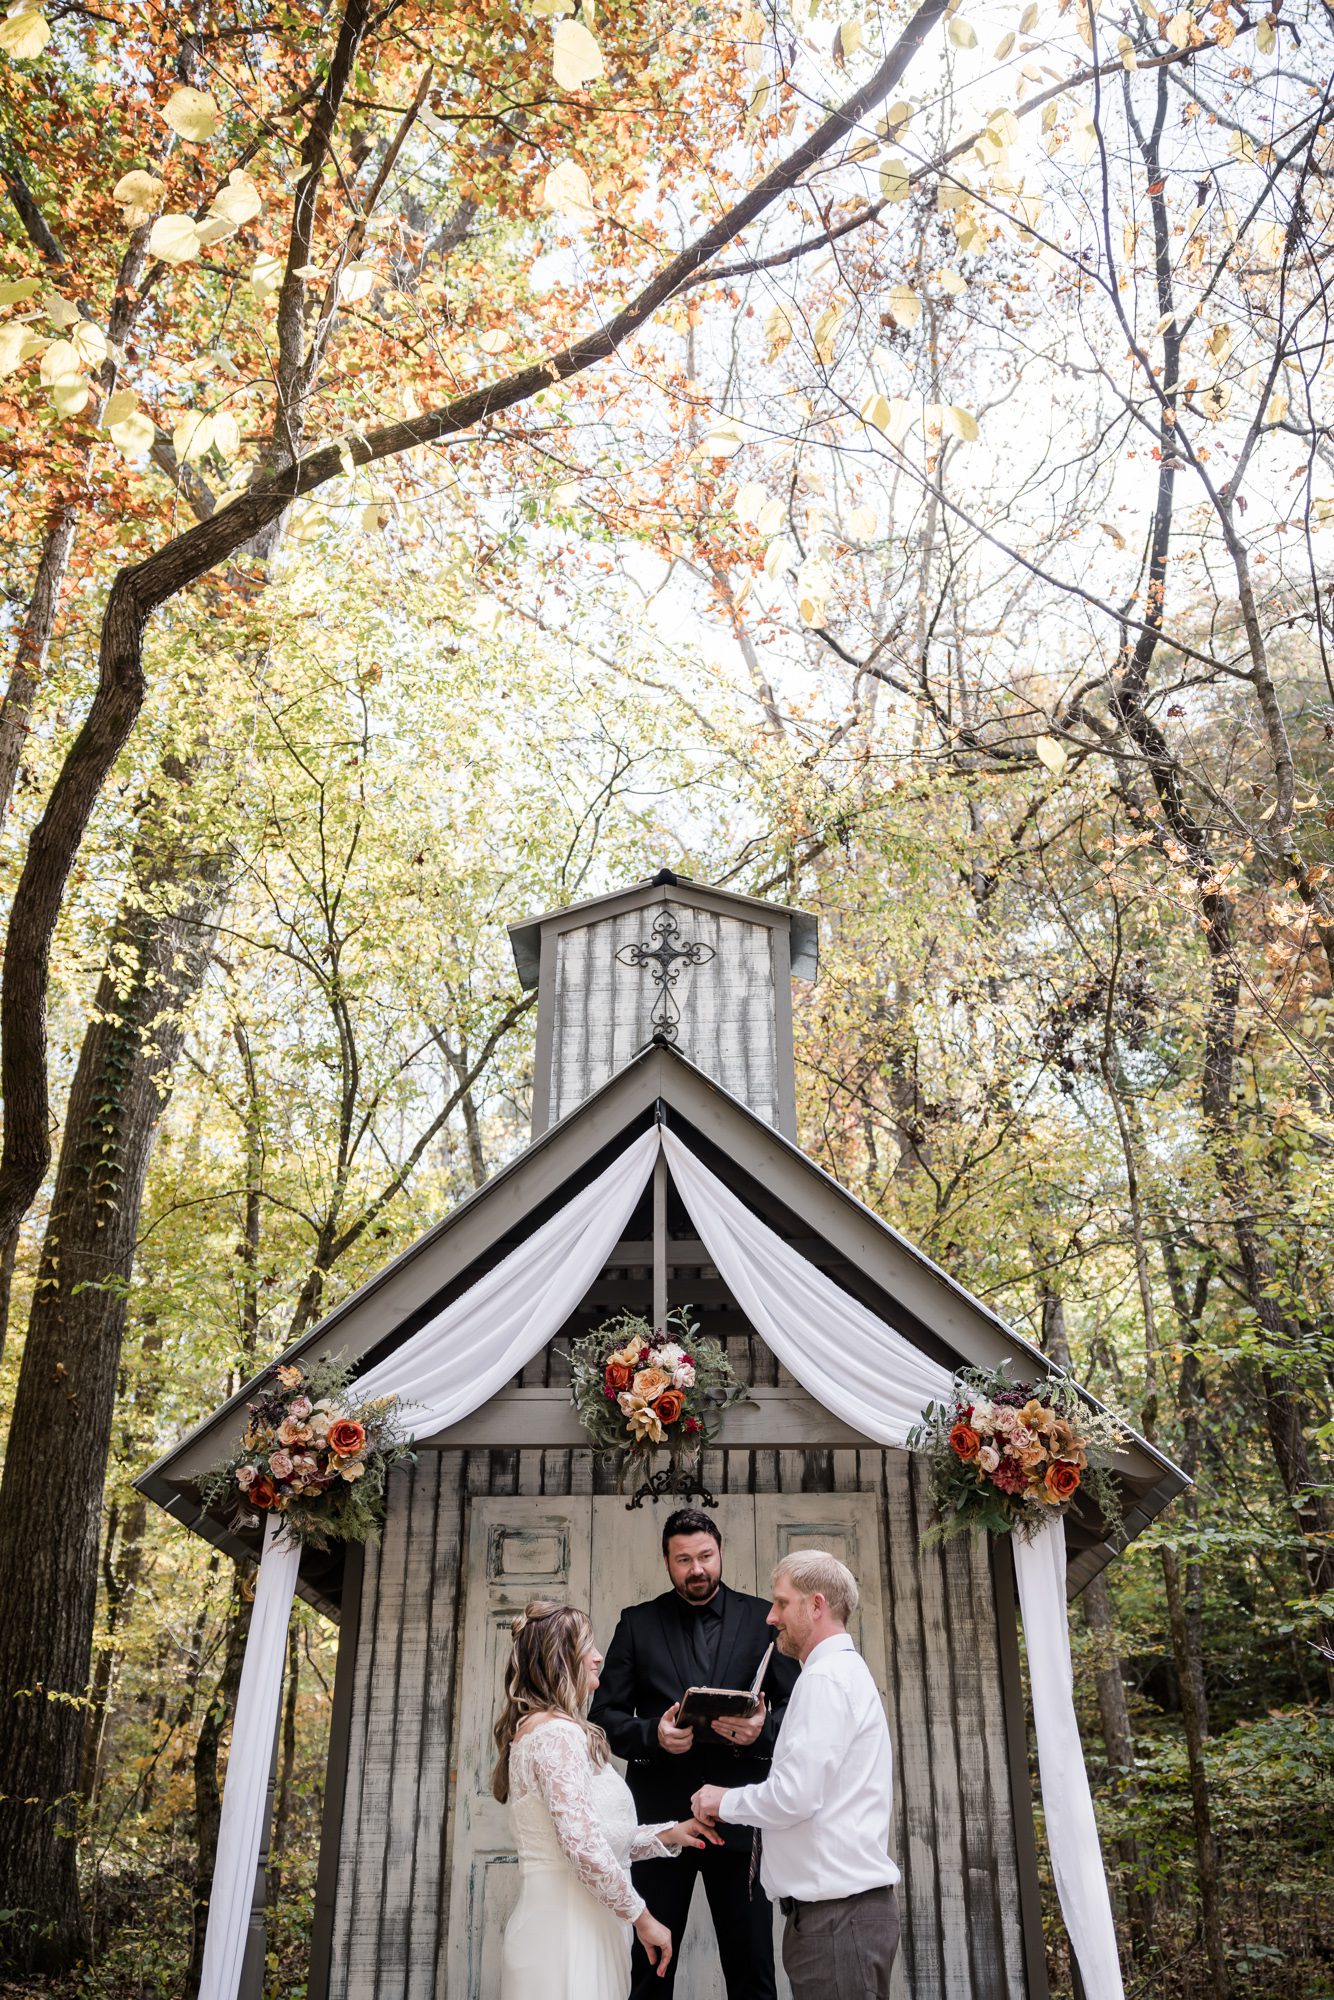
[589,1508,798,1998]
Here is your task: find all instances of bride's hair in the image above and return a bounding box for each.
[490,1599,610,1802]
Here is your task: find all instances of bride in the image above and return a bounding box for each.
[492,1599,720,1995]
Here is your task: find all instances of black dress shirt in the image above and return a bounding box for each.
[679,1587,725,1683]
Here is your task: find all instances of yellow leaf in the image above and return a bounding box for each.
[50,375,89,417]
[251,253,284,302]
[173,412,215,461]
[878,99,912,137]
[162,85,221,142]
[834,17,864,60]
[994,30,1015,55]
[734,480,767,524]
[888,282,920,328]
[948,16,977,46]
[879,155,911,203]
[477,328,512,354]
[764,302,793,362]
[1256,15,1275,50]
[811,301,844,365]
[1153,311,1176,336]
[0,276,39,305]
[0,5,50,59]
[211,168,262,227]
[149,213,202,266]
[0,323,40,373]
[1019,1,1038,26]
[542,158,596,223]
[763,536,795,578]
[756,495,786,534]
[847,503,878,538]
[39,337,82,384]
[946,403,978,440]
[1035,733,1068,777]
[109,409,156,457]
[337,260,378,303]
[1163,10,1190,48]
[113,170,165,227]
[101,389,137,427]
[69,320,107,368]
[694,416,745,458]
[1117,32,1138,65]
[553,18,605,88]
[361,501,392,532]
[211,410,241,458]
[939,266,966,295]
[1266,391,1289,424]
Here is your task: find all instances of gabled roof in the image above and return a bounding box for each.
[137,1041,1186,1614]
[508,868,820,987]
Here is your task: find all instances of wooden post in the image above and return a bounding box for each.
[652,1141,668,1333]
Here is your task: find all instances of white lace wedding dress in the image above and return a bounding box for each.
[502,1717,677,2000]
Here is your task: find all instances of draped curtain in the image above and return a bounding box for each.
[197,1125,1123,2000]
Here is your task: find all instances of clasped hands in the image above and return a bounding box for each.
[656,1693,766,1755]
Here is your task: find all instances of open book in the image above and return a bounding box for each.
[675,1641,774,1731]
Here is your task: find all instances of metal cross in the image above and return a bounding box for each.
[615,910,715,1042]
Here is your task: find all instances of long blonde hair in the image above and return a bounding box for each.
[490,1599,610,1802]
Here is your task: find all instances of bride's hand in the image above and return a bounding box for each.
[663,1816,725,1849]
[634,1907,674,1976]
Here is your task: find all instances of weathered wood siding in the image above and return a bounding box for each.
[321,1440,1037,1999]
[549,902,779,1127]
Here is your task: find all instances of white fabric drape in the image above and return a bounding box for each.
[660,1129,951,1443]
[662,1128,1123,2000]
[197,1123,1123,2000]
[197,1129,657,2000]
[197,1514,302,2000]
[1014,1516,1125,2000]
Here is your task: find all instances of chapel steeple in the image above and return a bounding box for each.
[508,870,818,1139]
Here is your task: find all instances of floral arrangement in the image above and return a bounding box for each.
[567,1308,744,1477]
[201,1354,412,1551]
[908,1364,1125,1543]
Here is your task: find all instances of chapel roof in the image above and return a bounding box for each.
[137,1038,1187,1616]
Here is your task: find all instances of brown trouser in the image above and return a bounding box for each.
[780,1885,900,2000]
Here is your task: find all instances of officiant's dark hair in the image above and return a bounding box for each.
[662,1507,722,1555]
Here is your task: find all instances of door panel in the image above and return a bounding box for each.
[445,1500,592,2000]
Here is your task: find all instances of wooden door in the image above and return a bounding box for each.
[447,1492,888,2000]
[445,1498,592,2000]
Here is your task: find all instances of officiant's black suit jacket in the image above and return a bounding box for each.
[589,1581,799,1853]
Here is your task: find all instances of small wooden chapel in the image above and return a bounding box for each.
[140,871,1186,2000]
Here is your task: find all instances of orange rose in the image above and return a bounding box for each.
[655,1388,685,1425]
[949,1422,982,1462]
[605,1359,634,1393]
[632,1367,671,1402]
[249,1475,277,1509]
[329,1418,366,1457]
[1045,1460,1081,1503]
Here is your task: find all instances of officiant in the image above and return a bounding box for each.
[589,1508,799,1999]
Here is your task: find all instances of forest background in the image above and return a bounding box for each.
[0,0,1329,1994]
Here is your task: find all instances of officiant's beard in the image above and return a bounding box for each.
[676,1571,720,1604]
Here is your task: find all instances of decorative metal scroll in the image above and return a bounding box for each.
[626,1463,719,1511]
[615,911,715,1043]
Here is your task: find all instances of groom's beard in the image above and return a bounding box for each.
[676,1574,719,1603]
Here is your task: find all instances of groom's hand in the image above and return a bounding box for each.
[691,1784,727,1825]
[658,1702,695,1755]
[712,1694,765,1747]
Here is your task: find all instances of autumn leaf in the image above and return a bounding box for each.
[0,276,40,305]
[847,503,878,538]
[693,415,745,458]
[162,86,222,142]
[811,301,844,366]
[149,214,202,266]
[948,16,978,47]
[945,404,978,441]
[0,323,41,374]
[542,158,596,224]
[113,171,166,227]
[108,408,155,457]
[0,4,51,60]
[733,480,767,525]
[210,169,263,229]
[250,254,284,302]
[553,18,604,89]
[764,302,793,363]
[879,156,911,203]
[1035,734,1068,778]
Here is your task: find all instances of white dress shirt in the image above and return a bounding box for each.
[717,1633,899,1903]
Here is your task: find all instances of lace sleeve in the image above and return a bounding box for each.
[630,1823,678,1862]
[522,1723,645,1921]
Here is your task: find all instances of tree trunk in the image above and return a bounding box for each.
[0,502,79,828]
[0,803,224,1971]
[185,1576,253,2000]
